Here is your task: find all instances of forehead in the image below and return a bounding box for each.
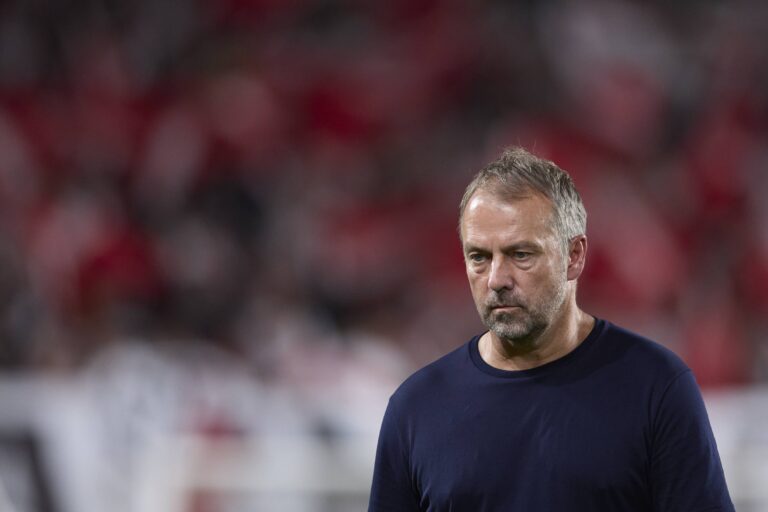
[461,190,557,246]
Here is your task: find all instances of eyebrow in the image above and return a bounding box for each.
[463,241,542,254]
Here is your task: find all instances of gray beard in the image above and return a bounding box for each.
[481,284,567,347]
[483,307,547,347]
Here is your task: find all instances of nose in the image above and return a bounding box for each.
[487,256,515,292]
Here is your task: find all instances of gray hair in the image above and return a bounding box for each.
[459,147,587,250]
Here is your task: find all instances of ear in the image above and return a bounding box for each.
[566,235,587,281]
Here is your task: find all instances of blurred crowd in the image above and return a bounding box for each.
[1,0,768,440]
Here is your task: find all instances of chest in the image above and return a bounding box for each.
[409,384,652,510]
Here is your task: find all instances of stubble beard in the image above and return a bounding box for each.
[481,283,568,348]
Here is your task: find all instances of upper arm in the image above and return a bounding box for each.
[369,398,421,512]
[649,370,734,512]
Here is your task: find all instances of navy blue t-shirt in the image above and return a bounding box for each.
[369,319,734,511]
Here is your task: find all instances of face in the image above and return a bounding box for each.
[461,189,570,345]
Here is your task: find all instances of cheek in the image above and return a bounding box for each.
[516,268,552,294]
[466,266,483,283]
[530,267,564,295]
[467,272,487,297]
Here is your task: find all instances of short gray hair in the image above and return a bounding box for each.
[459,147,587,249]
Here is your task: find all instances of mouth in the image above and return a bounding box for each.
[490,305,521,311]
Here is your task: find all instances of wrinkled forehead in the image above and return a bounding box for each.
[460,192,560,254]
[461,187,559,243]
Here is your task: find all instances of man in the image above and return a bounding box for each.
[368,147,734,511]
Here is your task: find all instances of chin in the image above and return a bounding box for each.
[490,322,531,340]
[488,316,547,344]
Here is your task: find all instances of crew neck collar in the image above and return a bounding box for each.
[468,318,606,379]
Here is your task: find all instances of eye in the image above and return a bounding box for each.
[512,251,532,261]
[467,252,487,264]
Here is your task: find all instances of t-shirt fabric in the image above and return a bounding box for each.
[368,319,734,511]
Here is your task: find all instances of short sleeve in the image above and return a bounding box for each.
[649,370,735,511]
[368,398,421,512]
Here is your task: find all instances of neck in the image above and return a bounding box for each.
[479,300,594,371]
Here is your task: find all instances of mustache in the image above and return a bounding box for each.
[484,292,525,309]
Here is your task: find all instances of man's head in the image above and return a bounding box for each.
[459,147,588,346]
[459,147,586,253]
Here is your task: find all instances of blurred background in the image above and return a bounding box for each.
[0,0,767,510]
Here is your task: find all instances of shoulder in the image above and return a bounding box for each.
[598,320,690,380]
[388,338,476,410]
